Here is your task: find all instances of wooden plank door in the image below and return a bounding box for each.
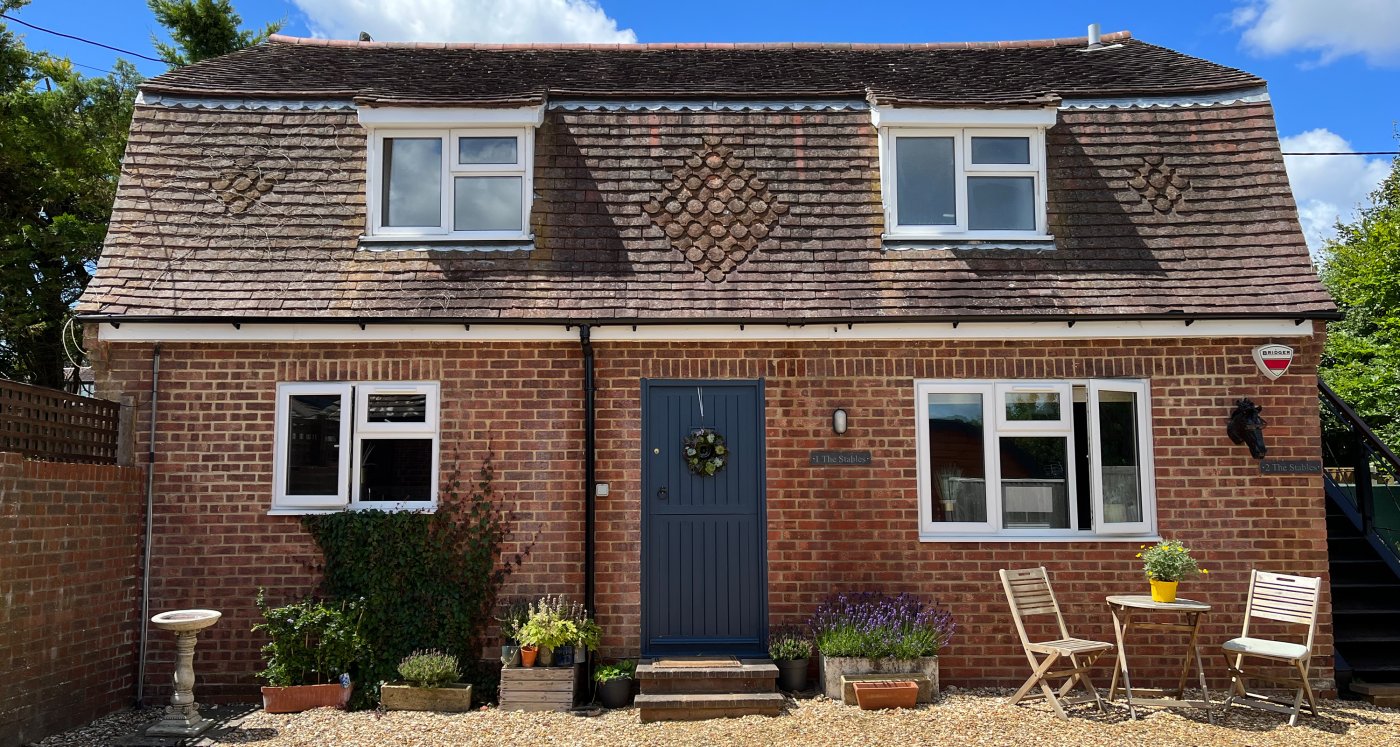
[641,379,767,657]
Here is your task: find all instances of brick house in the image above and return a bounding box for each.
[79,29,1337,701]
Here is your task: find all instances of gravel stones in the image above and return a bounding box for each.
[35,689,1400,747]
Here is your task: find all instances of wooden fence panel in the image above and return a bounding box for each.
[0,379,120,464]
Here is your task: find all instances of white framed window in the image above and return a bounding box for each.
[875,110,1051,241]
[369,128,532,239]
[914,379,1155,541]
[359,106,544,242]
[273,381,440,513]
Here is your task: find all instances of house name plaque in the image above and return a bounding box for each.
[809,450,873,466]
[1259,460,1322,475]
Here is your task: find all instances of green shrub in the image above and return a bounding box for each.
[517,596,577,650]
[252,591,368,687]
[398,649,460,688]
[768,625,813,662]
[304,454,529,707]
[594,659,636,683]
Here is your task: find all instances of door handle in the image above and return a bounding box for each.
[657,487,669,502]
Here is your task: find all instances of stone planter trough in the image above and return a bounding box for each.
[818,655,938,703]
[380,682,474,712]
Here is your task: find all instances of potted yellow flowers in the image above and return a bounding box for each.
[1138,540,1207,602]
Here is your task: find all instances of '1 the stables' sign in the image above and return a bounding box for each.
[810,450,873,466]
[1252,344,1294,380]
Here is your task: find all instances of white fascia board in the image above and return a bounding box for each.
[96,319,1315,343]
[357,105,546,129]
[871,106,1058,128]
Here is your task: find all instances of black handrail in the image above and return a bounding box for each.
[1320,378,1400,565]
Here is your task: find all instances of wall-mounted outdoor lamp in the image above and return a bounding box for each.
[832,408,848,435]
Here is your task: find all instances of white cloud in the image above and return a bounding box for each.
[291,0,636,44]
[1232,0,1400,66]
[1280,128,1390,251]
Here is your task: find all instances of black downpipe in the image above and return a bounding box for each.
[580,325,596,615]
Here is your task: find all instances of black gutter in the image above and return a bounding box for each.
[76,310,1343,326]
[579,324,597,616]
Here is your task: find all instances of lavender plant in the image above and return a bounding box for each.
[808,592,955,660]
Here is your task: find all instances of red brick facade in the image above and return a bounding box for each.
[91,331,1332,702]
[0,453,144,745]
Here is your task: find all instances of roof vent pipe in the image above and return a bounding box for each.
[1087,23,1102,49]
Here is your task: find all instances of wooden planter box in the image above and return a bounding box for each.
[818,655,938,702]
[381,682,474,712]
[853,681,919,710]
[260,683,353,714]
[499,664,578,712]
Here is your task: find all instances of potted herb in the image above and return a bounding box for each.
[380,650,474,712]
[809,591,954,703]
[518,597,576,667]
[595,659,636,709]
[768,626,814,692]
[1139,539,1207,603]
[252,592,366,713]
[496,597,531,668]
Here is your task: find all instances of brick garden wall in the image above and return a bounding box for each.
[92,332,1331,701]
[0,453,144,746]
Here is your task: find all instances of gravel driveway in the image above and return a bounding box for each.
[36,689,1400,747]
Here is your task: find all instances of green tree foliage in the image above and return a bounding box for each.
[1319,153,1400,448]
[0,2,139,387]
[148,0,281,67]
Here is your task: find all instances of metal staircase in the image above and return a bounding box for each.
[1319,380,1400,704]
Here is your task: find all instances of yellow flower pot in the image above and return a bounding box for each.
[1150,579,1179,603]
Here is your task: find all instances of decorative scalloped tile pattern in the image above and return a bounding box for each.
[1128,155,1190,214]
[209,161,282,214]
[642,136,788,282]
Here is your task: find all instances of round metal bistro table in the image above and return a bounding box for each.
[1105,595,1214,723]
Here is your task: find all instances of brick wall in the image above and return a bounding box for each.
[0,453,144,746]
[92,332,1331,700]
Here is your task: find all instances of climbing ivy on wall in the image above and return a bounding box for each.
[303,453,528,707]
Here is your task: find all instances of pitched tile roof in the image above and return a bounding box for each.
[138,32,1265,105]
[78,100,1335,322]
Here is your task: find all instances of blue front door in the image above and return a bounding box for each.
[641,379,768,657]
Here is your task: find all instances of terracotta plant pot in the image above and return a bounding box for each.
[260,682,353,714]
[520,645,538,667]
[597,677,633,709]
[537,646,555,667]
[776,658,809,692]
[853,680,919,710]
[1150,579,1179,603]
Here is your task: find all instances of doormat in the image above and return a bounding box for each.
[654,656,741,668]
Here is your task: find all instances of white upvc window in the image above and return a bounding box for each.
[360,106,544,242]
[880,128,1047,239]
[872,107,1055,241]
[272,381,440,513]
[914,379,1155,541]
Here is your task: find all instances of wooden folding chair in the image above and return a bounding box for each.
[998,567,1114,720]
[1220,570,1323,726]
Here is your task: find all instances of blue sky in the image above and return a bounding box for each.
[6,0,1399,248]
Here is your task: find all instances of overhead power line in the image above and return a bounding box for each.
[1283,151,1400,156]
[1,12,164,63]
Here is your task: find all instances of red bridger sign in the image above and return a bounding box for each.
[1252,344,1294,380]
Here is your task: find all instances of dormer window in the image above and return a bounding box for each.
[873,107,1056,241]
[359,107,543,242]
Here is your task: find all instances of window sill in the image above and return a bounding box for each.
[268,505,438,516]
[883,234,1056,251]
[357,235,534,253]
[918,533,1161,544]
